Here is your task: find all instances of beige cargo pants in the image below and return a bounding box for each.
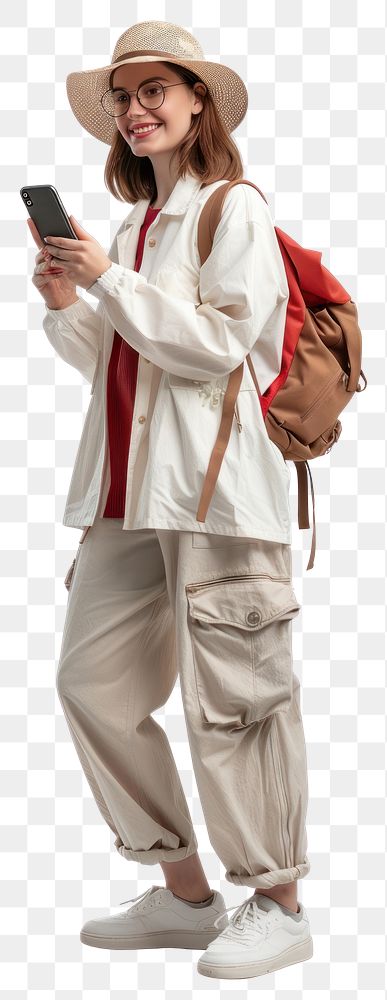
[57,517,311,890]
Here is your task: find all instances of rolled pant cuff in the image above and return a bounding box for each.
[225,860,311,888]
[114,834,199,865]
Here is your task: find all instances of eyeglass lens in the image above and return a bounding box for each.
[102,82,164,117]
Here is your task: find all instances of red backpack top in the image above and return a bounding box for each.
[195,179,367,571]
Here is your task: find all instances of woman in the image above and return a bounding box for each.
[28,19,312,980]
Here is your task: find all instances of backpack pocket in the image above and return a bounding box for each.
[186,574,301,727]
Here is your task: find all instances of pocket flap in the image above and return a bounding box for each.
[187,576,301,631]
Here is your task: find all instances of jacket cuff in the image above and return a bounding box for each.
[86,260,136,298]
[45,297,90,321]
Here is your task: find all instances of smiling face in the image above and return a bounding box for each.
[110,61,206,159]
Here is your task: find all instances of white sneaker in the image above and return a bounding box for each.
[197,892,313,979]
[80,884,228,950]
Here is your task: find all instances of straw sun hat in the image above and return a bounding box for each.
[65,19,248,145]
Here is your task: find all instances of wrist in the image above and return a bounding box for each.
[45,296,79,310]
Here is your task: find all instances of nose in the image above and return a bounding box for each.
[125,92,145,117]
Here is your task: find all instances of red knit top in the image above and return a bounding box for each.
[103,204,161,517]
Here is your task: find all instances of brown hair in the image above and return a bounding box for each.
[103,61,244,203]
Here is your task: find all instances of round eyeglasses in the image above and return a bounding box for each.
[100,81,188,118]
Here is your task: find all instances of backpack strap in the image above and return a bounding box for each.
[246,353,316,572]
[294,460,316,571]
[195,362,244,522]
[196,178,317,570]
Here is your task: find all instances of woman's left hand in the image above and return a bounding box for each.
[43,215,113,290]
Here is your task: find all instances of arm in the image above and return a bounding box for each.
[42,296,103,385]
[85,184,289,384]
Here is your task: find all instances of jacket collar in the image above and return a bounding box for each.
[122,172,205,229]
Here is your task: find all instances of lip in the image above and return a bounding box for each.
[128,123,163,138]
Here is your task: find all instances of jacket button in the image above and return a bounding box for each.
[246,610,261,626]
[138,415,146,424]
[148,238,156,247]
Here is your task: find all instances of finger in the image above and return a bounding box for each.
[44,236,78,247]
[48,251,69,263]
[34,259,63,272]
[46,246,76,260]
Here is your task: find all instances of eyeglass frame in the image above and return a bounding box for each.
[100,81,190,118]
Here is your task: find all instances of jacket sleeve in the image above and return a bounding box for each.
[42,296,102,385]
[85,184,289,385]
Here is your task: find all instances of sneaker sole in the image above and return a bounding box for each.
[197,935,313,979]
[80,926,224,950]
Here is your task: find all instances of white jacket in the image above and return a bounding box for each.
[42,172,292,542]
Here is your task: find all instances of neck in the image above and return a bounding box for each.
[149,162,179,212]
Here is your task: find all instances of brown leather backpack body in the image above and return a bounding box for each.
[195,179,367,571]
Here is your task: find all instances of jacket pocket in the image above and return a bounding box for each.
[186,574,301,727]
[168,374,210,389]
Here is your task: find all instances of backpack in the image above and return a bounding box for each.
[195,179,367,571]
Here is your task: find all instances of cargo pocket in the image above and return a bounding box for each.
[186,575,301,727]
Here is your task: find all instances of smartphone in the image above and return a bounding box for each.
[20,184,78,245]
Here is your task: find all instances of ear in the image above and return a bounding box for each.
[192,84,206,114]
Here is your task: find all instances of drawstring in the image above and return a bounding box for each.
[195,380,226,408]
[234,399,242,432]
[192,378,243,431]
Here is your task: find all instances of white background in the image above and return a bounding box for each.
[1,0,385,996]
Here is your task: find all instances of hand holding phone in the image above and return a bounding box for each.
[22,184,79,308]
[27,216,80,311]
[22,183,113,301]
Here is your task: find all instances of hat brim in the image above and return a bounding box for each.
[66,55,248,144]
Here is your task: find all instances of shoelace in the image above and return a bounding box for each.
[118,886,158,917]
[118,887,279,938]
[212,897,275,936]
